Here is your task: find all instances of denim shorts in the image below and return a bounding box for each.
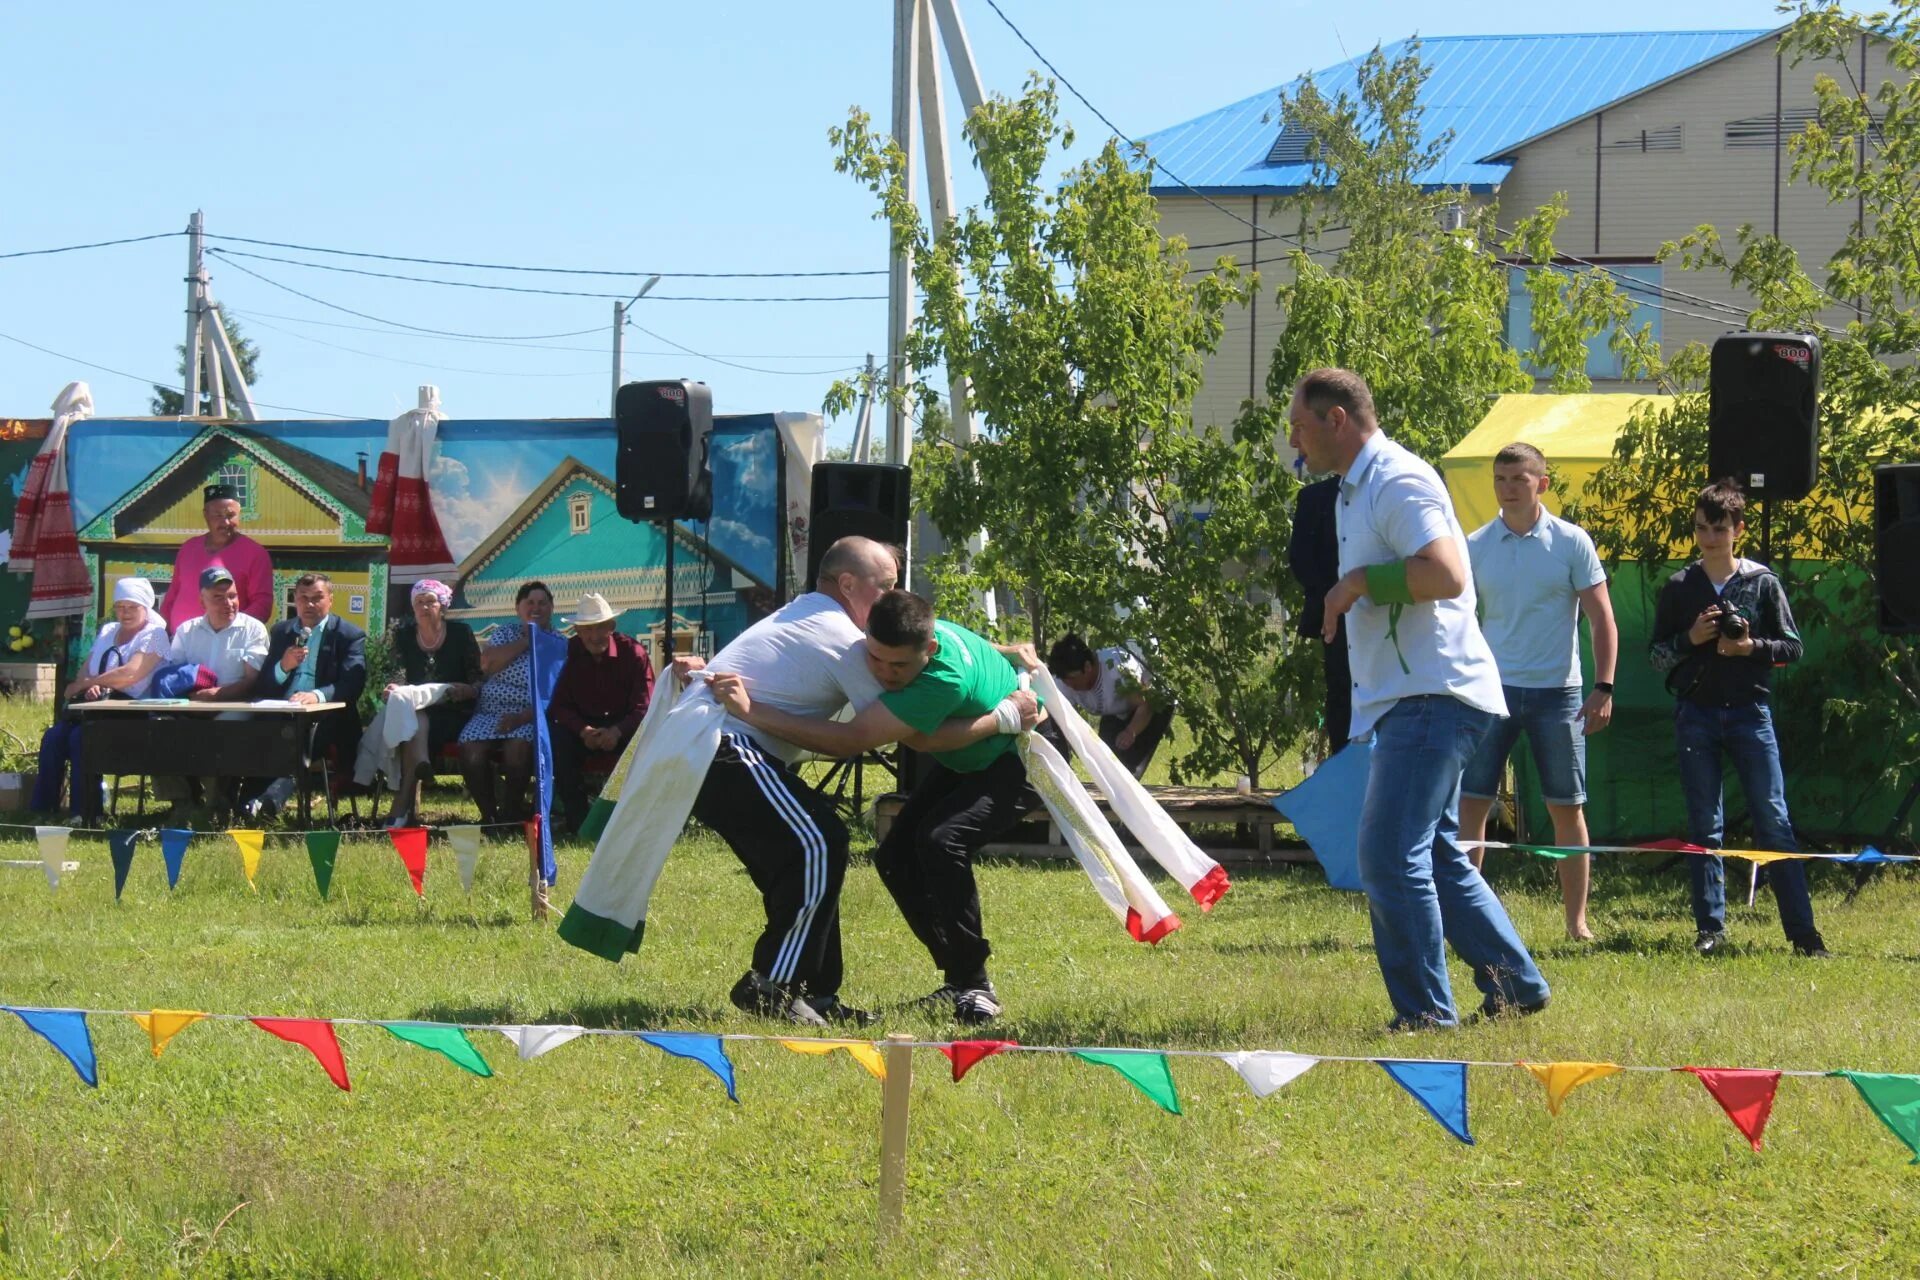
[1459,683,1587,806]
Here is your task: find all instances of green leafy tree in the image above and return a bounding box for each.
[1564,3,1920,834]
[150,312,261,416]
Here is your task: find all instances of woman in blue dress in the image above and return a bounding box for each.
[458,580,555,824]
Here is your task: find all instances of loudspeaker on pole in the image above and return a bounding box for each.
[615,379,713,522]
[1708,332,1821,501]
[1876,463,1920,635]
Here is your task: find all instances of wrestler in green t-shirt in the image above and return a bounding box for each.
[877,620,1023,773]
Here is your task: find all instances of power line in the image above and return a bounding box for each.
[232,308,868,361]
[623,317,863,377]
[239,315,606,379]
[0,329,359,419]
[208,247,886,303]
[204,232,888,279]
[0,231,180,261]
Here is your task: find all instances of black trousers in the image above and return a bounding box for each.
[551,725,625,830]
[1097,707,1174,778]
[874,750,1038,988]
[691,733,850,997]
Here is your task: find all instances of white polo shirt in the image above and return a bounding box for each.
[1059,647,1146,718]
[1467,510,1606,689]
[167,612,270,687]
[1335,431,1506,739]
[706,592,884,763]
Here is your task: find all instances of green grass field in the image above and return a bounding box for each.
[1,701,1916,1277]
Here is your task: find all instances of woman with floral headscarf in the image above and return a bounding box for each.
[379,578,480,826]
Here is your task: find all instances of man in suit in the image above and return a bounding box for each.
[1287,473,1352,748]
[245,571,367,819]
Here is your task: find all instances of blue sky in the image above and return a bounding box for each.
[4,0,1787,448]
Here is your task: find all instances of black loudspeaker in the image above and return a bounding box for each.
[1708,332,1821,500]
[616,379,713,521]
[805,462,911,586]
[1876,463,1920,634]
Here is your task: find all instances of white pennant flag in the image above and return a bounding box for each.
[35,826,70,890]
[496,1024,588,1061]
[446,825,482,894]
[1221,1051,1318,1099]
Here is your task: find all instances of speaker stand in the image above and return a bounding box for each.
[660,522,675,661]
[1758,493,1773,567]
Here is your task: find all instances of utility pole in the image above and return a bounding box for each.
[611,274,661,413]
[886,0,922,466]
[182,210,207,417]
[851,353,878,462]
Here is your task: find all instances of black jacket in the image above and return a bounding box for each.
[1287,476,1345,640]
[1649,560,1802,706]
[254,614,369,708]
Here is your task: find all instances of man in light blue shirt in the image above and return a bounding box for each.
[1461,443,1618,941]
[1291,367,1548,1030]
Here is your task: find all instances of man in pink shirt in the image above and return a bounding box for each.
[159,483,276,629]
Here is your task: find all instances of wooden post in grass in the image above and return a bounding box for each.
[877,1031,915,1236]
[525,818,549,921]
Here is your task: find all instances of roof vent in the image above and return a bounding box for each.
[1606,123,1684,153]
[1724,107,1822,149]
[1266,126,1316,165]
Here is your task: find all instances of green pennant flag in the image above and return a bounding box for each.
[381,1022,494,1077]
[1073,1050,1181,1115]
[1833,1071,1920,1163]
[306,831,340,900]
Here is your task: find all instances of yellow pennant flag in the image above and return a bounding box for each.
[130,1009,209,1058]
[1740,850,1803,866]
[1524,1061,1623,1116]
[230,830,265,889]
[780,1038,887,1081]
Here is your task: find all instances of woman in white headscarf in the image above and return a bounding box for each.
[32,577,170,815]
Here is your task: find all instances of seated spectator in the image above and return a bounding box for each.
[547,592,654,834]
[352,579,481,828]
[458,580,557,824]
[32,577,169,817]
[241,572,368,820]
[1044,633,1173,778]
[153,565,271,816]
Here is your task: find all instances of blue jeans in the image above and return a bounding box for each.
[1673,700,1818,941]
[1358,696,1551,1025]
[1460,684,1587,805]
[32,718,98,817]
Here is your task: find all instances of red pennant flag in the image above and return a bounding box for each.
[1681,1066,1782,1151]
[939,1039,1018,1083]
[1638,839,1713,854]
[251,1017,351,1091]
[389,827,428,897]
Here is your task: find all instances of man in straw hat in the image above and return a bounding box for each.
[547,591,655,835]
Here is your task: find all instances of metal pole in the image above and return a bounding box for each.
[877,1031,916,1236]
[852,353,878,463]
[202,322,228,420]
[208,304,260,422]
[612,300,626,414]
[930,0,987,116]
[661,525,676,662]
[886,0,922,465]
[183,210,206,417]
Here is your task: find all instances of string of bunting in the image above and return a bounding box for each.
[1472,838,1917,866]
[0,821,543,900]
[0,1002,1914,1163]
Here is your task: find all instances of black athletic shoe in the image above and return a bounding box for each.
[916,984,964,1012]
[808,994,877,1027]
[1474,993,1550,1023]
[728,970,827,1027]
[1792,934,1832,959]
[952,985,1003,1026]
[1694,930,1730,956]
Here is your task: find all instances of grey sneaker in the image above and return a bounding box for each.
[952,985,1003,1026]
[728,970,827,1027]
[1694,930,1729,956]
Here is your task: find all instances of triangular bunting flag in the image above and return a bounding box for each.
[1073,1050,1182,1115]
[1270,740,1369,890]
[447,825,482,895]
[1831,1072,1920,1163]
[130,1009,208,1059]
[1524,1061,1623,1116]
[1379,1060,1473,1144]
[1221,1050,1318,1099]
[381,1022,493,1077]
[230,830,265,890]
[3,1006,98,1086]
[160,828,192,889]
[305,830,340,900]
[251,1017,350,1091]
[639,1032,739,1102]
[496,1024,587,1061]
[1680,1067,1781,1151]
[107,830,138,900]
[940,1039,1018,1083]
[389,827,428,897]
[35,825,68,889]
[780,1038,886,1081]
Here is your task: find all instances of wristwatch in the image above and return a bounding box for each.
[1592,681,1614,695]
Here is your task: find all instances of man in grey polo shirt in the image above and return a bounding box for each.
[1460,442,1618,941]
[1289,367,1549,1030]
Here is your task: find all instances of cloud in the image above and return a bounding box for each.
[429,452,527,563]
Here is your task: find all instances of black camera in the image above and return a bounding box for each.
[1716,608,1750,640]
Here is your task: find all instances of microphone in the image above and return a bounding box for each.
[297,625,313,646]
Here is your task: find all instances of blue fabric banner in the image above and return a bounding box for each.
[159,828,192,890]
[1271,740,1370,892]
[528,627,569,885]
[107,830,138,900]
[3,1006,99,1087]
[1379,1058,1473,1144]
[639,1032,739,1102]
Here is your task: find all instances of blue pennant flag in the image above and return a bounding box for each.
[1842,846,1915,865]
[4,1006,99,1087]
[107,830,139,900]
[159,829,193,889]
[638,1032,739,1103]
[1379,1059,1473,1144]
[1272,739,1370,892]
[528,626,569,886]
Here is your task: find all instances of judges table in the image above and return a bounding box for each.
[69,700,346,827]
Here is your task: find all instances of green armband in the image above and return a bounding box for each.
[1364,561,1415,606]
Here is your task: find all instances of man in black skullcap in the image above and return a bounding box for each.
[159,481,277,629]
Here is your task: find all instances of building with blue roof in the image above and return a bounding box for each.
[1141,27,1890,427]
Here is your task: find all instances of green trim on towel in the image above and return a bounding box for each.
[557,904,645,962]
